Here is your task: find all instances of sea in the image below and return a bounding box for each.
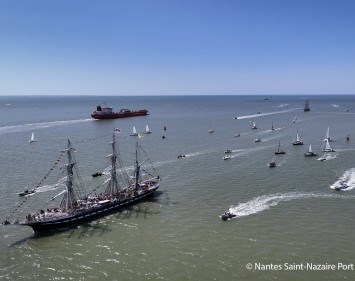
[0,95,354,281]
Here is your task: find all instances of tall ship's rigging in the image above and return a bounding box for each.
[3,134,160,232]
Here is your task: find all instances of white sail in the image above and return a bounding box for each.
[130,126,138,136]
[308,143,312,153]
[145,125,151,134]
[324,127,331,141]
[208,122,214,133]
[322,139,334,152]
[29,132,36,143]
[251,118,257,129]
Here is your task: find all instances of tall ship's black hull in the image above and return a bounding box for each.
[20,186,158,232]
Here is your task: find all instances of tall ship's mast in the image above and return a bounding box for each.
[3,134,160,233]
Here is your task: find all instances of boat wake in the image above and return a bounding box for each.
[227,192,355,219]
[0,119,92,135]
[234,109,294,120]
[317,153,338,161]
[330,168,355,191]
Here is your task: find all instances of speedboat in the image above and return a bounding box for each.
[220,211,236,221]
[224,149,232,154]
[334,181,349,191]
[177,154,186,159]
[223,155,231,160]
[254,138,261,142]
[18,189,36,196]
[268,161,276,168]
[92,172,103,177]
[235,133,241,137]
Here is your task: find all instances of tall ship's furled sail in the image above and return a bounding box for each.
[3,135,160,232]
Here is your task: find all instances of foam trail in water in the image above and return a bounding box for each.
[330,168,355,191]
[235,109,294,120]
[228,192,354,219]
[0,119,93,134]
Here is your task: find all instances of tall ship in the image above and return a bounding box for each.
[303,99,310,112]
[3,134,160,233]
[91,104,148,119]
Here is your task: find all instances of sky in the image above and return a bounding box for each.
[0,0,354,96]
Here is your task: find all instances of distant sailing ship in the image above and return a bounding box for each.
[29,132,37,143]
[303,99,310,112]
[130,126,138,136]
[3,134,160,232]
[251,118,257,129]
[292,131,304,145]
[275,141,286,155]
[304,142,317,157]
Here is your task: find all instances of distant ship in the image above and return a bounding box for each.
[91,104,148,119]
[303,99,310,112]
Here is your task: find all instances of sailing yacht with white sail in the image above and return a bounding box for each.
[304,142,317,157]
[292,131,303,145]
[322,139,335,152]
[324,127,332,141]
[29,132,37,143]
[144,125,151,134]
[251,118,257,129]
[130,126,138,136]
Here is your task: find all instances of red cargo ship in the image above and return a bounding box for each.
[91,105,148,120]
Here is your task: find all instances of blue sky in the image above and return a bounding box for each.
[0,0,354,95]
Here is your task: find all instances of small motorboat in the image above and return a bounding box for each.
[177,154,186,159]
[334,181,349,191]
[18,189,36,196]
[92,172,103,177]
[220,211,236,221]
[254,138,261,142]
[235,133,241,137]
[223,155,231,160]
[268,161,276,168]
[224,149,232,154]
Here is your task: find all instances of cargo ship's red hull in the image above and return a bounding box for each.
[91,109,148,119]
[91,105,148,119]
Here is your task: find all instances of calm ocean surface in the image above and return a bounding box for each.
[0,95,354,280]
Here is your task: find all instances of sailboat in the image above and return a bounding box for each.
[144,124,151,134]
[251,118,257,129]
[3,135,160,232]
[304,142,317,157]
[29,132,37,143]
[208,122,214,133]
[303,99,310,112]
[275,141,286,155]
[130,126,138,136]
[292,131,304,145]
[324,127,332,141]
[322,139,335,152]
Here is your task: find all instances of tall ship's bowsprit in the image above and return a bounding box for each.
[3,135,160,233]
[91,104,148,119]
